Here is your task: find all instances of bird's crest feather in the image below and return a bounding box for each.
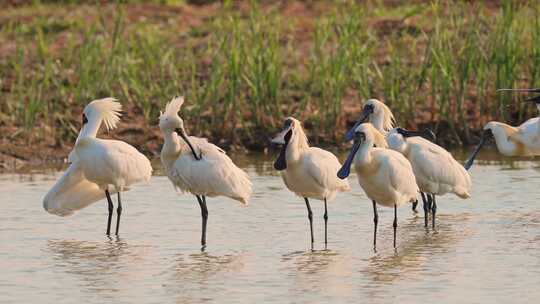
[161,96,185,119]
[85,97,122,131]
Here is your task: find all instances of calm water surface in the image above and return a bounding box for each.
[1,151,540,303]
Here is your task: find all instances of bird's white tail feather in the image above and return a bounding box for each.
[229,167,252,205]
[43,163,116,216]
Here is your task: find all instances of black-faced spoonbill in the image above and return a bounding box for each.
[272,117,350,248]
[159,96,252,248]
[465,89,540,169]
[344,98,436,217]
[386,127,472,229]
[338,123,417,249]
[43,98,152,236]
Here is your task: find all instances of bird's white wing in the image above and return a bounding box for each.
[171,141,252,204]
[43,161,116,216]
[408,138,471,197]
[84,139,152,190]
[383,150,418,203]
[513,117,540,153]
[303,148,350,192]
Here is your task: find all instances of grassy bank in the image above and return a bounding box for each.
[1,1,540,162]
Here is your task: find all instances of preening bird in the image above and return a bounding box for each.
[159,96,252,248]
[271,117,350,247]
[43,98,152,236]
[386,128,472,229]
[338,123,418,249]
[465,89,540,169]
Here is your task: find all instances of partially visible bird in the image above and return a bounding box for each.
[465,89,540,169]
[271,117,350,248]
[386,127,472,229]
[338,123,418,249]
[159,96,252,248]
[43,98,152,236]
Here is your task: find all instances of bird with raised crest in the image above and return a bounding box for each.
[43,97,152,236]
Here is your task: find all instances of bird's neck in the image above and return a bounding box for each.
[370,114,385,133]
[285,135,308,165]
[491,128,519,155]
[161,130,181,160]
[355,140,374,167]
[76,117,102,143]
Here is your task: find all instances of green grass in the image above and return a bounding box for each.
[1,0,540,152]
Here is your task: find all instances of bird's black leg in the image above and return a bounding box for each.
[115,191,122,236]
[412,200,418,213]
[393,204,398,249]
[372,200,378,250]
[304,197,314,247]
[323,198,328,247]
[431,194,437,230]
[421,192,429,228]
[105,190,114,236]
[196,195,209,247]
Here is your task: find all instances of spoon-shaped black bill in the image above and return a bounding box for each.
[337,142,360,179]
[345,120,363,142]
[397,128,437,142]
[344,106,372,141]
[273,130,292,170]
[464,129,491,170]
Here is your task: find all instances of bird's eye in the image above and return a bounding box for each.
[365,104,374,112]
[82,113,88,125]
[283,119,292,128]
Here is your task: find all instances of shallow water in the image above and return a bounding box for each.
[1,151,540,303]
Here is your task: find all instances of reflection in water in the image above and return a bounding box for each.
[46,239,146,294]
[364,213,473,286]
[165,250,245,303]
[3,152,540,304]
[281,249,354,297]
[171,251,245,280]
[281,249,339,275]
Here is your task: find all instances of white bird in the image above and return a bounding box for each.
[386,127,472,229]
[271,117,350,247]
[465,89,540,168]
[159,96,252,247]
[338,123,418,249]
[344,98,439,221]
[43,98,152,236]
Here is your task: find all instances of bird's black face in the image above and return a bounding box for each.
[355,131,366,143]
[82,113,88,125]
[273,119,293,171]
[363,104,375,116]
[344,104,374,141]
[272,118,294,146]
